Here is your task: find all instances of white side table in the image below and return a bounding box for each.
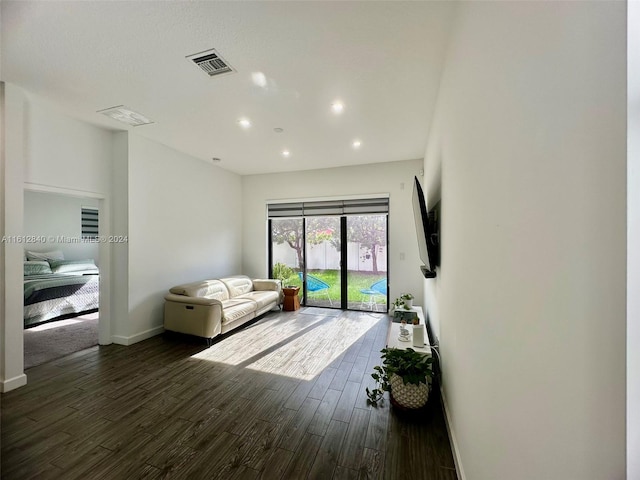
[386,306,431,355]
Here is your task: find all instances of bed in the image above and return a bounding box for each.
[23,259,99,328]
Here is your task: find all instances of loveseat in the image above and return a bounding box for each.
[164,275,282,344]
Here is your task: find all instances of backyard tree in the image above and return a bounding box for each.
[272,217,339,269]
[347,215,386,274]
[271,219,304,269]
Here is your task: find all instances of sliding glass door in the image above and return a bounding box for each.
[270,218,304,296]
[268,199,388,311]
[304,217,341,308]
[346,214,388,311]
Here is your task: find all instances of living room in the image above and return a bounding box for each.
[1,1,637,479]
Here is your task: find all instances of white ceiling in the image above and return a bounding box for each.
[1,1,455,175]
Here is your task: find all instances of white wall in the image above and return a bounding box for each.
[1,90,115,390]
[0,82,27,392]
[423,2,626,479]
[628,1,640,478]
[24,99,112,195]
[242,160,423,306]
[110,132,129,344]
[124,135,242,344]
[23,190,100,262]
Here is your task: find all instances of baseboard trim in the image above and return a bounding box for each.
[440,385,466,480]
[112,326,164,346]
[1,373,28,393]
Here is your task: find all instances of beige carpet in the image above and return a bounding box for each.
[24,312,99,369]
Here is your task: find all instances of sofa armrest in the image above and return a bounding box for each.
[252,279,281,292]
[164,294,224,339]
[164,293,223,307]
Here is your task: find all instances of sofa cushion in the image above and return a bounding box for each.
[170,280,230,301]
[220,276,254,298]
[221,298,257,324]
[236,290,280,310]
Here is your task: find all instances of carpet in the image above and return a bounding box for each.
[24,312,99,369]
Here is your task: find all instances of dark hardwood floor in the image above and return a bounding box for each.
[1,308,457,480]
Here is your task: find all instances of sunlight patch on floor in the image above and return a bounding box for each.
[190,311,381,380]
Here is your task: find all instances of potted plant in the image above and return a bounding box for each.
[391,297,404,312]
[272,262,294,287]
[401,293,414,309]
[366,347,433,409]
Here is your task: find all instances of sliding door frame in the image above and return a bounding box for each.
[268,196,389,312]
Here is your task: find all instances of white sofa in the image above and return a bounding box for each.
[164,275,282,344]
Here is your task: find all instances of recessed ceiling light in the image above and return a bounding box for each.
[251,72,267,88]
[282,150,291,158]
[274,127,284,133]
[352,140,362,149]
[331,102,344,114]
[238,118,252,129]
[97,105,153,126]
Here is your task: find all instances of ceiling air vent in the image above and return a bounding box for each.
[186,48,235,77]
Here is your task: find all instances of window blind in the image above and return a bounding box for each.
[267,198,388,218]
[81,207,99,239]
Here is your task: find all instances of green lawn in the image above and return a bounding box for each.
[281,269,387,305]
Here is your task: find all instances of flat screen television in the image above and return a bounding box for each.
[412,176,438,278]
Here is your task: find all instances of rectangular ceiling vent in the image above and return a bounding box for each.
[186,48,235,77]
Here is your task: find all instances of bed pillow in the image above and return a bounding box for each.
[49,259,98,275]
[24,260,53,276]
[26,249,65,261]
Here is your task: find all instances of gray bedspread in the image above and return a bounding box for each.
[24,273,99,327]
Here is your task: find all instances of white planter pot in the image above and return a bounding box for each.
[403,298,413,309]
[389,373,429,409]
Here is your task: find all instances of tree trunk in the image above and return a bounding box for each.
[296,247,304,271]
[371,245,378,275]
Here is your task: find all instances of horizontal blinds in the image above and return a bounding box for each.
[268,198,388,218]
[81,207,99,238]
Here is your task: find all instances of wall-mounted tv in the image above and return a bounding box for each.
[412,176,439,278]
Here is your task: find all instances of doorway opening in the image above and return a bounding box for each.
[22,188,106,368]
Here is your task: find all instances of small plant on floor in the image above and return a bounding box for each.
[366,347,434,407]
[272,262,294,287]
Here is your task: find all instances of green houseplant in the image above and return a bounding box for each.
[391,293,417,321]
[391,293,414,312]
[272,262,294,287]
[366,347,434,408]
[401,292,414,309]
[391,297,404,310]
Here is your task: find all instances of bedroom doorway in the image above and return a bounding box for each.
[22,188,107,369]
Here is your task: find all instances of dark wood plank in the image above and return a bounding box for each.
[258,447,294,480]
[332,381,361,423]
[307,419,348,479]
[281,433,323,479]
[347,355,369,384]
[328,361,354,391]
[336,407,370,470]
[307,367,337,400]
[307,388,342,436]
[277,397,321,451]
[333,465,359,480]
[359,447,385,480]
[364,403,389,452]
